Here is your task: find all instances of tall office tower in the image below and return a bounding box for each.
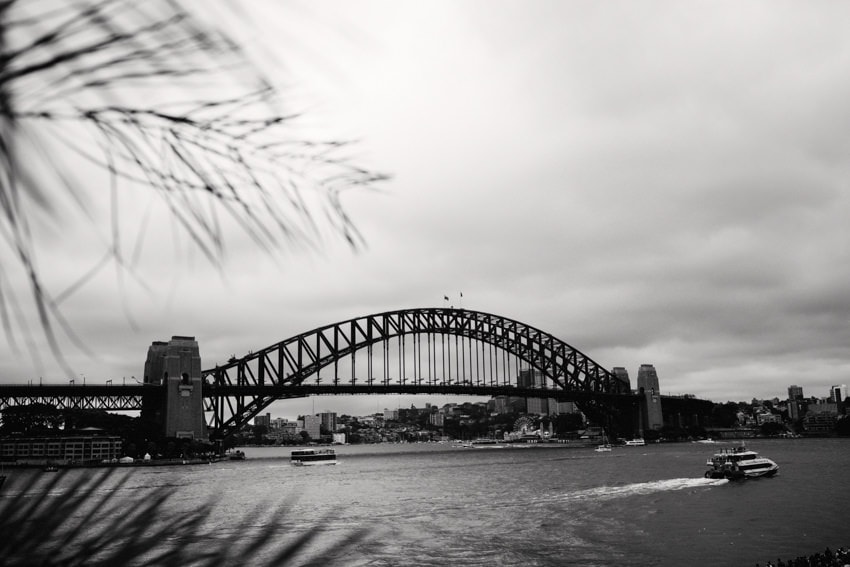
[527,397,548,415]
[302,415,321,439]
[518,368,545,388]
[611,367,631,393]
[637,364,660,394]
[319,412,337,432]
[830,384,848,404]
[788,385,804,401]
[788,400,801,421]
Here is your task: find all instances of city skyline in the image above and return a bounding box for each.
[3,2,850,410]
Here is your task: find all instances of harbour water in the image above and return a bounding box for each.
[2,438,848,566]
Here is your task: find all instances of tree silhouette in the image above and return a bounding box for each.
[0,0,387,372]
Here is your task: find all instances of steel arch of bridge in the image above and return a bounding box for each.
[203,307,627,439]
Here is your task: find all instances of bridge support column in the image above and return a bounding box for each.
[143,336,208,441]
[637,388,664,436]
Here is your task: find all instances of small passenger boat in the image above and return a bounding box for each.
[228,450,246,461]
[705,444,778,480]
[291,448,337,466]
[624,438,645,447]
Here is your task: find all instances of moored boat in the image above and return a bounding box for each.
[291,448,337,466]
[624,438,645,447]
[705,444,778,480]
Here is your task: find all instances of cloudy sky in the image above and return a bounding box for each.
[3,1,850,418]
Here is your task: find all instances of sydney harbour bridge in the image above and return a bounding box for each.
[0,307,713,439]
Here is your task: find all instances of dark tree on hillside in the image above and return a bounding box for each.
[709,402,740,428]
[759,421,786,437]
[0,402,64,433]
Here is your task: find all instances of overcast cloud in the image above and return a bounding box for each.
[3,1,850,418]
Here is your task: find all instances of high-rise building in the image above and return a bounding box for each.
[830,384,847,404]
[519,368,547,414]
[319,412,337,432]
[527,397,548,415]
[518,368,545,388]
[254,413,271,429]
[788,385,804,401]
[301,415,321,439]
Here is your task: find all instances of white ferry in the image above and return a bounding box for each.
[624,438,645,446]
[705,444,778,480]
[290,448,337,466]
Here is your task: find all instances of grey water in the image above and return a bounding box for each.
[3,439,848,566]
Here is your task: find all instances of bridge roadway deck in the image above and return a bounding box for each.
[0,383,639,408]
[205,383,638,403]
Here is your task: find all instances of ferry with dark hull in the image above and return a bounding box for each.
[291,448,337,466]
[705,444,779,480]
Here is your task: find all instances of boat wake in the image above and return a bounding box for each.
[553,477,728,503]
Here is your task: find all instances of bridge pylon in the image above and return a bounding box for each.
[143,336,208,441]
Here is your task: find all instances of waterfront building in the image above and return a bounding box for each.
[551,400,579,414]
[0,433,123,466]
[756,412,781,425]
[808,400,839,415]
[280,421,299,438]
[383,408,399,421]
[254,413,271,429]
[803,411,837,434]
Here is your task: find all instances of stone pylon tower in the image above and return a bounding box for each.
[143,336,208,441]
[636,363,664,434]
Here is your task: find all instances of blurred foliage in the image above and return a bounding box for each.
[0,0,387,371]
[0,469,367,566]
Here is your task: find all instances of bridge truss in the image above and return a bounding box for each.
[203,307,631,439]
[0,385,147,412]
